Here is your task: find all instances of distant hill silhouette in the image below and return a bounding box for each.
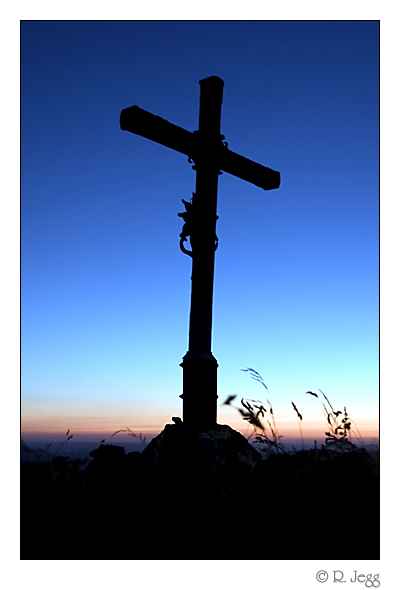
[21,439,53,462]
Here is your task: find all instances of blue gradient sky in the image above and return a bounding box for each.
[21,21,379,443]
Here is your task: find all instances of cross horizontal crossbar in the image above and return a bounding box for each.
[120,105,280,191]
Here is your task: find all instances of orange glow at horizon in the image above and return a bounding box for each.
[21,413,379,444]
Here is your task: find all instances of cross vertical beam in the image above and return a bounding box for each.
[180,76,224,425]
[120,75,280,429]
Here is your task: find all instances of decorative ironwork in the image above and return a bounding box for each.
[178,196,194,257]
[178,195,219,256]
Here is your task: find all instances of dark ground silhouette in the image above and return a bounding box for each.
[20,423,379,560]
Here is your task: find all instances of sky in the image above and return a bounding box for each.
[21,20,379,447]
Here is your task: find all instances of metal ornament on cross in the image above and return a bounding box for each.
[120,76,280,426]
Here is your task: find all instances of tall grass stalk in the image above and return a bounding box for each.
[306,389,364,445]
[226,368,366,452]
[291,402,304,449]
[223,368,285,453]
[112,427,147,446]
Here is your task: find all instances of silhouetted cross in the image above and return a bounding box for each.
[120,76,280,426]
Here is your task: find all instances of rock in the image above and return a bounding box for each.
[321,438,359,452]
[88,443,125,460]
[143,421,260,467]
[141,421,261,507]
[86,444,126,483]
